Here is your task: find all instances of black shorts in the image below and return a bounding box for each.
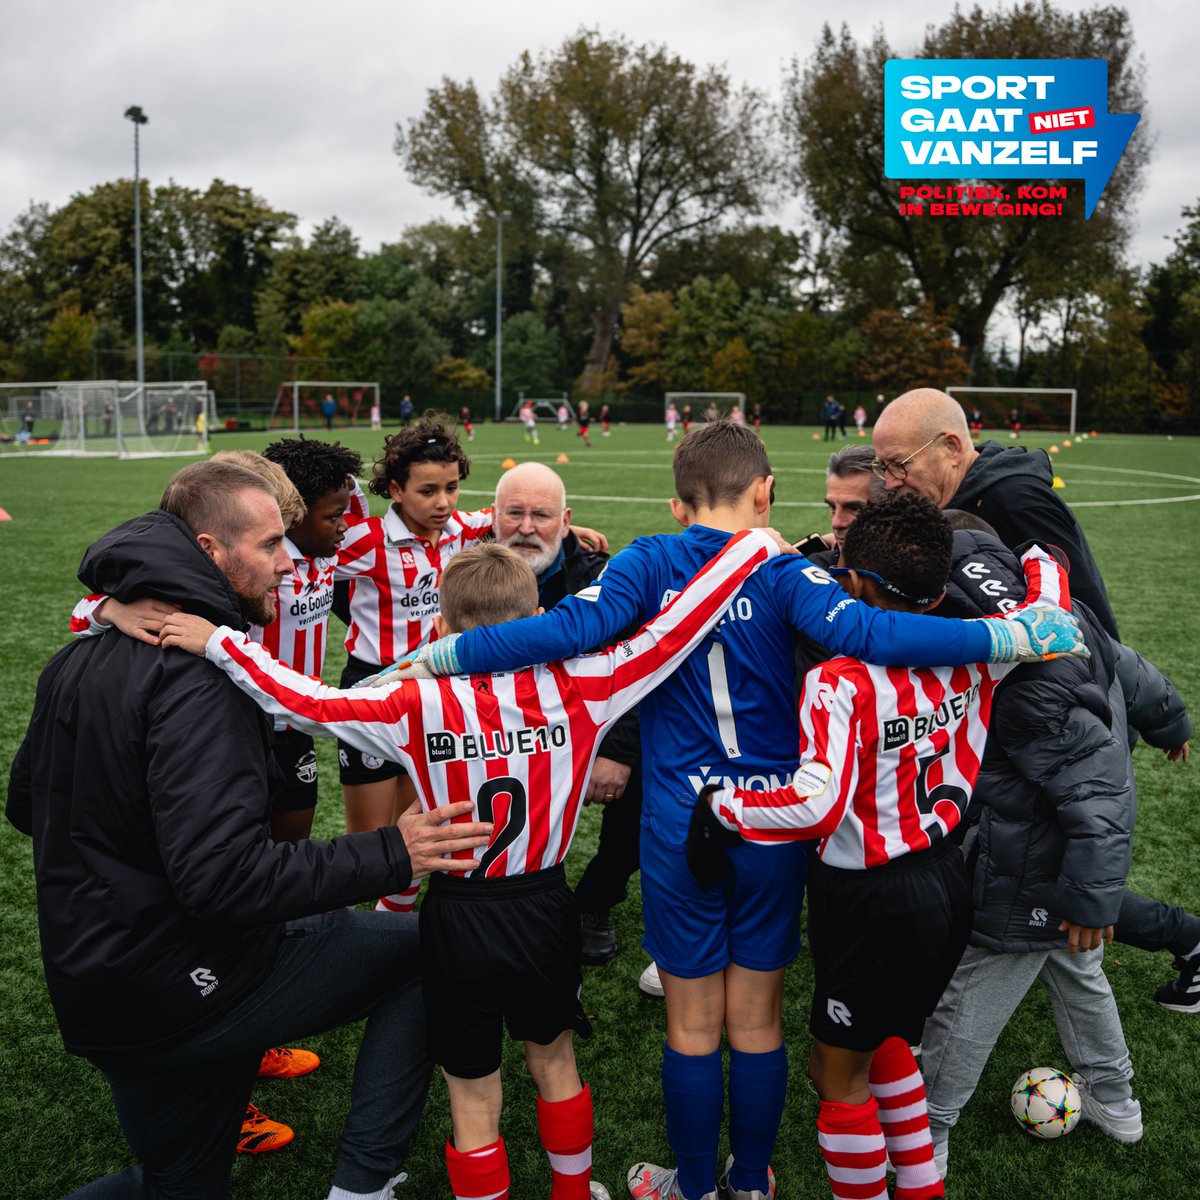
[337,655,407,785]
[271,728,319,812]
[419,865,590,1079]
[807,838,971,1051]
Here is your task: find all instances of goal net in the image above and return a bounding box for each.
[665,392,746,424]
[0,380,214,457]
[946,387,1078,435]
[270,380,381,431]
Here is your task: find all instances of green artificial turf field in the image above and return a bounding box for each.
[1,420,1197,1198]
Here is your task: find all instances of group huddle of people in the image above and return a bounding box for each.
[7,388,1193,1200]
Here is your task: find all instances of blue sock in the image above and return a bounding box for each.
[662,1043,724,1200]
[727,1043,788,1195]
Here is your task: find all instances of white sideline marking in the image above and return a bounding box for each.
[460,489,827,509]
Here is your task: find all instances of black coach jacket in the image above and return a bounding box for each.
[6,510,414,1056]
[949,441,1119,638]
[938,530,1190,951]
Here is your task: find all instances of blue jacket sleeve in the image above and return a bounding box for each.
[775,558,994,666]
[457,541,650,674]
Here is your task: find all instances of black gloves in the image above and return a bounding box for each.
[686,784,744,890]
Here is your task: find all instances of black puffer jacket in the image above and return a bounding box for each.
[940,530,1190,951]
[949,441,1119,637]
[7,510,414,1056]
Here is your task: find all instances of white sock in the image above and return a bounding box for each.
[326,1171,406,1200]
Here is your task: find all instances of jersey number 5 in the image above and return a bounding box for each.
[914,747,969,824]
[474,776,528,875]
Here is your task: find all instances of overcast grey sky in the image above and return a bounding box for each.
[2,0,1195,272]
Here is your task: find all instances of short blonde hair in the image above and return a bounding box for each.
[439,544,538,632]
[211,450,306,528]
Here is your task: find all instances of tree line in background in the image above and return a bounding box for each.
[1,5,1197,429]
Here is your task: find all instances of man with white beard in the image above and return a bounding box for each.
[494,463,643,970]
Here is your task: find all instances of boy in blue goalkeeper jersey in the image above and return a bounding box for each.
[393,422,1084,1200]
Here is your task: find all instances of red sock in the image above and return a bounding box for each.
[816,1098,888,1200]
[537,1083,594,1200]
[445,1135,509,1200]
[376,880,422,913]
[869,1037,943,1200]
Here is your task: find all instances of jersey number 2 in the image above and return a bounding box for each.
[474,776,528,875]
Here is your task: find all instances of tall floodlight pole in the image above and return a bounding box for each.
[493,212,509,423]
[124,106,149,387]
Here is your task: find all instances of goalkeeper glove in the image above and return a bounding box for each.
[983,605,1089,664]
[686,785,744,890]
[351,634,462,688]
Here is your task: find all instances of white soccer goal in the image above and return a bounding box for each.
[946,387,1078,435]
[508,393,574,422]
[665,392,746,423]
[0,380,214,458]
[270,380,381,431]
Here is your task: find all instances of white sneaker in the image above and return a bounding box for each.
[1071,1074,1143,1143]
[627,1162,714,1200]
[592,1183,613,1200]
[718,1154,775,1199]
[638,961,665,997]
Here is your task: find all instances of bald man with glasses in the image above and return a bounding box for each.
[872,388,1200,1015]
[872,388,1118,637]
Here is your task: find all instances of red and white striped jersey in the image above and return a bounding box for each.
[347,478,370,522]
[201,529,778,879]
[709,545,1068,870]
[68,479,373,650]
[336,504,494,667]
[69,595,108,636]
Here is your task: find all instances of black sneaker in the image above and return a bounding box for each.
[580,911,617,965]
[1155,954,1200,1012]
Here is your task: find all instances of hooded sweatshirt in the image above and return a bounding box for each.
[7,510,414,1056]
[948,441,1118,637]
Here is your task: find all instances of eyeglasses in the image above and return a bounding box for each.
[828,566,939,608]
[871,431,947,482]
[500,507,563,527]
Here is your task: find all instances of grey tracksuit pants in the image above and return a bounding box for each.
[920,941,1134,1147]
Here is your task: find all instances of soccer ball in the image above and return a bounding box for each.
[1010,1068,1081,1139]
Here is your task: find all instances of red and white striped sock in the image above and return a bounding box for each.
[869,1037,943,1200]
[376,880,422,913]
[445,1136,509,1200]
[816,1098,888,1200]
[537,1082,594,1200]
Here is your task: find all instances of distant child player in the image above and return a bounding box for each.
[665,402,679,442]
[600,402,612,436]
[558,402,571,432]
[460,404,475,442]
[158,531,785,1200]
[696,494,1071,1200]
[522,400,541,445]
[577,400,592,446]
